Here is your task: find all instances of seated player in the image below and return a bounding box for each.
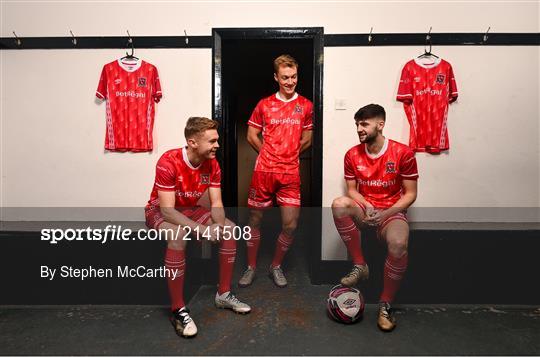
[331,104,418,332]
[145,117,251,338]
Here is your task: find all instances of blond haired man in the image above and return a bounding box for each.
[239,55,314,288]
[145,117,250,338]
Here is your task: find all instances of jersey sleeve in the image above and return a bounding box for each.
[396,63,413,103]
[303,100,314,131]
[247,100,264,129]
[344,150,356,181]
[399,149,419,180]
[96,65,107,100]
[210,160,222,188]
[153,66,163,103]
[154,154,177,191]
[448,65,458,103]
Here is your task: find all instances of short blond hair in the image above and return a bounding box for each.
[273,54,298,74]
[184,117,219,139]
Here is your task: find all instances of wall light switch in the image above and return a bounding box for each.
[335,98,347,110]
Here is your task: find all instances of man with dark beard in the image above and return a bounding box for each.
[331,104,418,332]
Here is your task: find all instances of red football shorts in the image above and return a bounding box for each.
[145,205,212,230]
[247,171,301,208]
[353,200,408,238]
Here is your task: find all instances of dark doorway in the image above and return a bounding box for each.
[213,28,323,283]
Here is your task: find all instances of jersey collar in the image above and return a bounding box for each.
[365,137,389,159]
[413,57,442,69]
[117,58,142,73]
[182,147,202,170]
[275,92,298,103]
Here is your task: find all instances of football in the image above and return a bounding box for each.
[327,284,365,324]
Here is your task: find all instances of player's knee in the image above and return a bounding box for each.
[163,226,187,250]
[167,239,186,251]
[222,220,238,248]
[248,213,263,228]
[387,237,408,257]
[220,236,236,249]
[224,219,236,229]
[282,220,298,236]
[331,196,350,209]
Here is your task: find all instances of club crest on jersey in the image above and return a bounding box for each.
[385,162,396,174]
[138,77,147,87]
[200,174,210,185]
[294,104,303,114]
[436,74,445,84]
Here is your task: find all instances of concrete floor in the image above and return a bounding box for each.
[1,301,539,354]
[1,230,539,355]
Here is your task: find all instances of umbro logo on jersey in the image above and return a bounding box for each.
[138,77,147,87]
[294,104,303,114]
[414,77,421,83]
[436,74,446,84]
[200,174,210,185]
[356,165,367,171]
[386,162,396,174]
[114,78,122,85]
[177,176,183,182]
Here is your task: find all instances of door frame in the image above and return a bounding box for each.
[212,27,324,283]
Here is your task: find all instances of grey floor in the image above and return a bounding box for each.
[1,232,539,355]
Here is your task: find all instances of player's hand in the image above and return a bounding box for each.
[363,204,378,226]
[368,210,388,226]
[208,223,224,243]
[365,205,376,218]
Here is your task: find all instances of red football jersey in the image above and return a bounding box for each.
[344,138,419,209]
[96,59,162,152]
[247,93,313,174]
[397,58,458,153]
[147,148,221,209]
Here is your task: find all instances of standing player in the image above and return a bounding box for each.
[238,55,313,288]
[145,117,251,338]
[331,104,418,331]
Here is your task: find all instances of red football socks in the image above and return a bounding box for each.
[246,227,261,269]
[333,215,366,265]
[271,231,294,268]
[165,248,186,311]
[218,238,236,295]
[380,253,408,303]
